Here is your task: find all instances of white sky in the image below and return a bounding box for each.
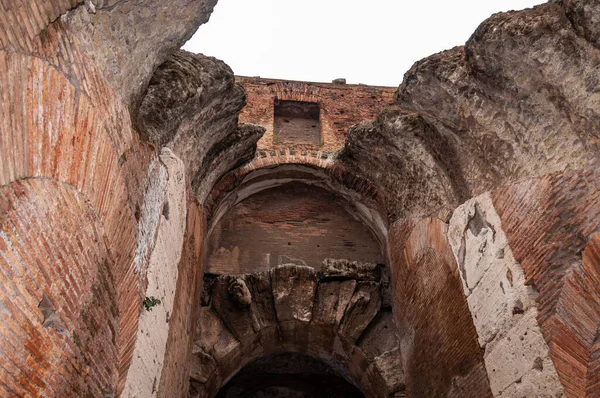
[183,0,545,87]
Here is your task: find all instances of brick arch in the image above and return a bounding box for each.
[0,49,147,393]
[270,80,322,103]
[206,155,386,244]
[0,178,118,396]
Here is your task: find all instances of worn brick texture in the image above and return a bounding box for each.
[207,183,383,274]
[237,76,395,152]
[0,0,83,52]
[0,178,118,396]
[387,218,493,398]
[492,167,600,397]
[0,9,159,395]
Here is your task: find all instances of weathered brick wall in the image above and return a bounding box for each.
[0,0,83,51]
[237,76,396,152]
[207,183,384,275]
[0,179,119,396]
[0,23,149,393]
[0,3,241,396]
[0,7,201,397]
[491,167,600,397]
[387,218,492,397]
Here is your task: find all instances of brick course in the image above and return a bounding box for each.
[0,179,118,396]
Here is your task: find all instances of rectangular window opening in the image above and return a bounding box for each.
[273,100,322,145]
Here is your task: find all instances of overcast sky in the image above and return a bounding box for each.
[183,0,545,87]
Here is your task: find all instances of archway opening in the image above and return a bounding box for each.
[214,353,364,398]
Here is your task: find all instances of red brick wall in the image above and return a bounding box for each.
[387,218,492,397]
[0,18,154,395]
[237,76,396,152]
[0,179,119,396]
[207,183,383,274]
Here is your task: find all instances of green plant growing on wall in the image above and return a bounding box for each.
[143,296,161,311]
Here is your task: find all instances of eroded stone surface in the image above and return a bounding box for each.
[448,194,538,344]
[312,280,357,327]
[338,2,600,223]
[485,310,564,396]
[321,258,381,281]
[211,273,277,341]
[137,51,254,191]
[122,149,187,397]
[339,282,382,342]
[271,265,318,323]
[372,348,405,394]
[448,193,563,397]
[192,264,402,397]
[65,0,219,108]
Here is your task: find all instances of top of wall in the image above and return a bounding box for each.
[236,75,397,90]
[236,76,396,152]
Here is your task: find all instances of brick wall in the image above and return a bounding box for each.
[207,182,384,275]
[237,76,396,152]
[0,179,119,396]
[491,167,600,397]
[387,218,492,397]
[0,14,155,396]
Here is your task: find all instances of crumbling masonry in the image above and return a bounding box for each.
[1,0,600,397]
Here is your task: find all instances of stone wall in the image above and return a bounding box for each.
[191,263,403,397]
[448,194,563,397]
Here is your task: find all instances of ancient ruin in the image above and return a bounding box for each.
[1,0,600,397]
